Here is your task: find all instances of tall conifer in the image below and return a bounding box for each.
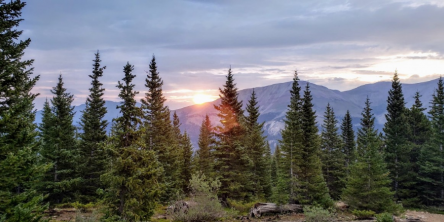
[196,115,214,177]
[278,71,303,203]
[0,1,49,219]
[78,51,108,202]
[245,89,271,199]
[101,63,161,221]
[418,77,444,206]
[341,110,356,173]
[140,56,179,202]
[213,68,249,200]
[321,103,345,200]
[384,71,411,200]
[343,98,395,212]
[40,75,79,204]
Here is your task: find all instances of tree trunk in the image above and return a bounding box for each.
[249,203,303,218]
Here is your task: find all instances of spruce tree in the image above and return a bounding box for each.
[298,83,332,207]
[245,89,271,199]
[213,68,250,200]
[40,75,80,204]
[341,110,356,174]
[180,132,193,194]
[0,1,49,219]
[320,103,345,200]
[418,78,444,206]
[343,98,395,212]
[140,56,180,202]
[78,51,108,202]
[278,71,303,203]
[384,71,411,200]
[101,62,162,221]
[196,115,214,178]
[405,92,431,206]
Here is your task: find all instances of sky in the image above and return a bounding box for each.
[20,0,444,110]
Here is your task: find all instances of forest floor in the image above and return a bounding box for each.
[44,208,444,222]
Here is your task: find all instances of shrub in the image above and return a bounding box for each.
[376,213,393,222]
[227,199,258,215]
[303,206,334,222]
[352,209,375,219]
[168,173,228,222]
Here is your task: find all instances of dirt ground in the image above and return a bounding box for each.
[401,210,444,222]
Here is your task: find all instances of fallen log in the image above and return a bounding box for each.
[249,203,303,218]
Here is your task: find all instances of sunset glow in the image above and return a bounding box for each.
[193,94,214,104]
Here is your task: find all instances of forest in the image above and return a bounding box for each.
[2,1,444,222]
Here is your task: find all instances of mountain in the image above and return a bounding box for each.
[35,78,441,151]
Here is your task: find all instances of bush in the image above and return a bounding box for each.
[352,209,375,219]
[168,173,228,222]
[303,206,334,222]
[227,199,258,215]
[376,213,393,222]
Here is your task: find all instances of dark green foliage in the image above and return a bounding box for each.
[405,92,431,206]
[78,51,108,202]
[297,83,332,207]
[196,115,215,178]
[320,103,345,200]
[101,62,162,221]
[341,110,356,174]
[244,90,272,199]
[343,98,395,213]
[39,75,80,204]
[140,56,179,202]
[383,71,412,200]
[181,132,193,194]
[213,68,250,200]
[277,71,303,203]
[0,1,49,220]
[418,77,444,206]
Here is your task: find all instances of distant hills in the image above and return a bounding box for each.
[35,78,441,151]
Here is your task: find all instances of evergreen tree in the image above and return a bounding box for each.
[384,71,411,200]
[297,83,332,207]
[277,71,303,203]
[196,115,215,178]
[78,51,108,202]
[320,103,345,200]
[341,110,356,174]
[180,132,193,194]
[140,56,179,202]
[245,89,271,199]
[405,92,431,206]
[101,63,162,221]
[418,78,444,206]
[343,98,395,212]
[213,68,250,200]
[40,75,80,204]
[0,1,49,219]
[271,145,280,187]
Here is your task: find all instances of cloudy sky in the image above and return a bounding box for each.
[21,0,444,110]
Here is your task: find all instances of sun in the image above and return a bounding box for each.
[193,94,214,104]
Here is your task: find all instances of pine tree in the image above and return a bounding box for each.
[245,89,271,199]
[271,145,280,187]
[78,51,108,202]
[181,132,193,194]
[0,1,49,219]
[196,115,215,178]
[341,110,356,174]
[418,78,444,206]
[298,83,332,207]
[39,75,80,204]
[343,98,395,212]
[320,103,345,200]
[278,71,303,203]
[101,62,162,221]
[405,92,431,206]
[384,71,411,200]
[140,56,179,202]
[213,68,250,200]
